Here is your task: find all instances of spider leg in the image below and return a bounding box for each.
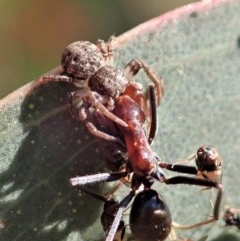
[85,121,120,142]
[123,58,164,106]
[173,153,197,166]
[76,99,124,142]
[87,92,128,128]
[96,36,115,66]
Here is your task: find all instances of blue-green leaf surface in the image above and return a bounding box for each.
[0,0,240,240]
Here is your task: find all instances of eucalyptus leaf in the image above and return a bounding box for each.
[0,0,240,241]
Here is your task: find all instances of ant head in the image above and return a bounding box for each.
[196,146,221,172]
[61,41,105,80]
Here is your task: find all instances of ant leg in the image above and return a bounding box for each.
[177,235,208,241]
[123,58,164,106]
[69,171,128,186]
[173,153,196,166]
[96,36,115,65]
[75,183,126,237]
[105,190,135,241]
[76,186,110,202]
[77,182,122,202]
[160,163,216,207]
[148,85,158,144]
[159,163,198,175]
[87,92,128,128]
[163,176,223,228]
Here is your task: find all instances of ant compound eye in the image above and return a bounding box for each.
[89,66,128,98]
[61,41,105,80]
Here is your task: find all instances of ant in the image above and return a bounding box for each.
[159,146,222,183]
[159,146,222,226]
[69,91,223,241]
[223,207,240,229]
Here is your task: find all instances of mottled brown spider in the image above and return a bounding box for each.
[38,37,164,142]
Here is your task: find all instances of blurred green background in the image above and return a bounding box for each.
[0,0,197,99]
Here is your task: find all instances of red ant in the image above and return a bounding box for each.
[70,93,223,241]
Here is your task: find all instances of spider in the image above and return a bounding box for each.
[38,37,164,143]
